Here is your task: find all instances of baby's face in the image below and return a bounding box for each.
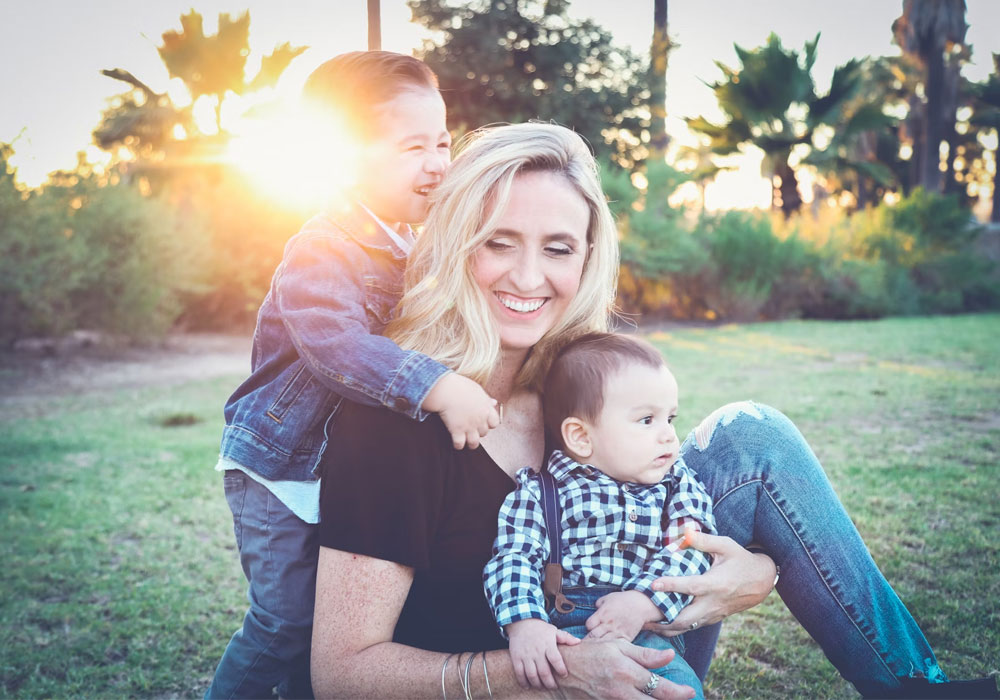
[584,362,680,485]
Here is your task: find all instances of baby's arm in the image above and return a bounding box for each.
[484,473,579,689]
[506,619,581,690]
[620,461,717,625]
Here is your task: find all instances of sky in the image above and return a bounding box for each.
[3,1,998,207]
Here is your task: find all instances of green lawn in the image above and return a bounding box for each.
[2,315,998,698]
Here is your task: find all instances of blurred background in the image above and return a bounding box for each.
[2,1,999,343]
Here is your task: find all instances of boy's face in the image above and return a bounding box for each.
[354,88,451,226]
[576,362,680,485]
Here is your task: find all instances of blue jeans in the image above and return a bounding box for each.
[549,586,704,700]
[206,471,318,699]
[676,402,947,697]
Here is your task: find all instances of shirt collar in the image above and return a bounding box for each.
[356,202,415,254]
[547,449,669,491]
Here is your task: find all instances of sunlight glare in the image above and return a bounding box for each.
[226,102,359,212]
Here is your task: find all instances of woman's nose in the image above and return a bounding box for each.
[509,249,545,291]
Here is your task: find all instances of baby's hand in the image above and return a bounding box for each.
[421,372,500,450]
[584,590,663,641]
[506,619,581,690]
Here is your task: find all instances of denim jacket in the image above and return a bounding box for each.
[219,204,450,482]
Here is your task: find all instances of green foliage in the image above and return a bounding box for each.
[616,177,999,321]
[409,0,649,167]
[0,145,209,343]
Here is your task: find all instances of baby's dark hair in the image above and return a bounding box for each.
[302,51,438,140]
[543,332,666,449]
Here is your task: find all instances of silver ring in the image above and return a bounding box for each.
[642,673,660,696]
[689,621,700,630]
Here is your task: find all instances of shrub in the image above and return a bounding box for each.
[0,145,209,344]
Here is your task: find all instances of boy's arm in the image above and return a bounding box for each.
[483,473,551,635]
[275,230,450,420]
[623,463,717,623]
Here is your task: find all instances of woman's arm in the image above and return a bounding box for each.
[311,546,695,699]
[645,531,776,636]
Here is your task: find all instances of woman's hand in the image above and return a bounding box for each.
[646,531,776,636]
[558,639,696,699]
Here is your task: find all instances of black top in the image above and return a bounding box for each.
[318,401,516,652]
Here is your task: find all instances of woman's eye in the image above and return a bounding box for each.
[545,245,573,256]
[486,239,514,251]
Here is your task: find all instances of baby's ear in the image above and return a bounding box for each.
[561,417,592,458]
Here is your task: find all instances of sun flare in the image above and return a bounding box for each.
[226,103,360,212]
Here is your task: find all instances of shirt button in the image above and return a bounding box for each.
[616,542,628,552]
[628,510,638,522]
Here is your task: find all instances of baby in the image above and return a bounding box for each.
[484,332,715,698]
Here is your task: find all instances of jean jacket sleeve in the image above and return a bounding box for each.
[623,459,717,623]
[483,470,550,635]
[275,230,450,420]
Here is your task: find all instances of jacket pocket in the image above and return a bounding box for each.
[267,365,314,423]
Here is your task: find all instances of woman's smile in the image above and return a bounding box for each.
[473,170,589,353]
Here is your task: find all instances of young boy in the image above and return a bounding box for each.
[207,52,500,699]
[483,332,715,699]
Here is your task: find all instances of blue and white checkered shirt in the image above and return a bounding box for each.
[483,450,716,632]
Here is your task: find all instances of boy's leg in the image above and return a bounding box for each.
[678,402,946,697]
[206,471,318,700]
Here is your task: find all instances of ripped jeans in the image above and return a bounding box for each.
[677,402,946,698]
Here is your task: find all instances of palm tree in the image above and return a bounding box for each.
[892,0,968,193]
[688,34,875,216]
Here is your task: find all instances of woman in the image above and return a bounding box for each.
[311,123,976,699]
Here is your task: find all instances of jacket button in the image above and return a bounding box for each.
[394,397,410,411]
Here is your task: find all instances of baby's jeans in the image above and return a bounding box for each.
[676,402,947,697]
[205,470,317,699]
[549,586,704,700]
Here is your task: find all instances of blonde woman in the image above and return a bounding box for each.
[311,124,977,699]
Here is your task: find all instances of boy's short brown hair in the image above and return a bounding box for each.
[543,333,666,449]
[302,51,438,140]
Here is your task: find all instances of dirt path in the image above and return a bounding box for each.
[0,333,252,413]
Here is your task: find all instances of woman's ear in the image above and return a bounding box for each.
[561,417,592,458]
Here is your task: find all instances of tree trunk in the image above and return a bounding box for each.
[649,0,669,159]
[776,160,802,215]
[922,43,945,192]
[368,0,381,51]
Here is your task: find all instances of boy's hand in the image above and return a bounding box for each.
[421,372,500,450]
[506,619,581,690]
[584,590,663,642]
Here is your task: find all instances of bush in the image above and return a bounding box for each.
[0,145,209,344]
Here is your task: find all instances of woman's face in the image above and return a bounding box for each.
[472,170,590,352]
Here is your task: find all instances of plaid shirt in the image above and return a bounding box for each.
[483,450,716,632]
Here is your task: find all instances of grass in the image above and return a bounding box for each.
[1,314,998,698]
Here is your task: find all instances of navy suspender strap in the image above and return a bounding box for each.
[538,469,575,614]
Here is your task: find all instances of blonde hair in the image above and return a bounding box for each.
[387,123,619,390]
